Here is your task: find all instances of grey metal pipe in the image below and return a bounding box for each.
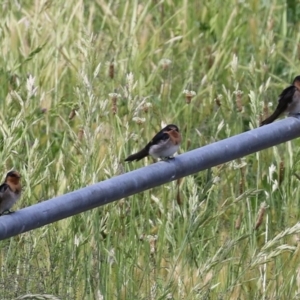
[1,117,300,240]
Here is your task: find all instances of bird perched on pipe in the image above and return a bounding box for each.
[125,124,182,161]
[260,76,300,126]
[0,171,22,216]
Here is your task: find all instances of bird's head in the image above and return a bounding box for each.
[5,171,21,185]
[164,124,179,132]
[293,76,300,89]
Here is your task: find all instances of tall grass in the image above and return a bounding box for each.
[0,0,300,299]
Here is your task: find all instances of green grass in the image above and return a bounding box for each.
[1,0,300,299]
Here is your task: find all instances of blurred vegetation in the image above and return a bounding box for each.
[0,0,300,299]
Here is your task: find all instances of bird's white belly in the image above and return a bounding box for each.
[149,140,179,159]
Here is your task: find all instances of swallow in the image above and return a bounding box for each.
[0,171,22,216]
[125,124,182,161]
[260,76,300,126]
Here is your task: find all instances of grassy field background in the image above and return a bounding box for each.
[1,0,300,299]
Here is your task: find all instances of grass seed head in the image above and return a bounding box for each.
[109,62,114,79]
[183,89,196,104]
[255,201,267,230]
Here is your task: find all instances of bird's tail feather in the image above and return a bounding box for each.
[260,109,283,126]
[125,147,148,162]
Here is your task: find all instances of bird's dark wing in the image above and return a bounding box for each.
[274,85,296,113]
[0,183,10,204]
[278,85,296,103]
[0,183,9,193]
[260,85,296,126]
[148,128,170,146]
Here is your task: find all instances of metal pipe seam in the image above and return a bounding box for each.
[1,117,300,240]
